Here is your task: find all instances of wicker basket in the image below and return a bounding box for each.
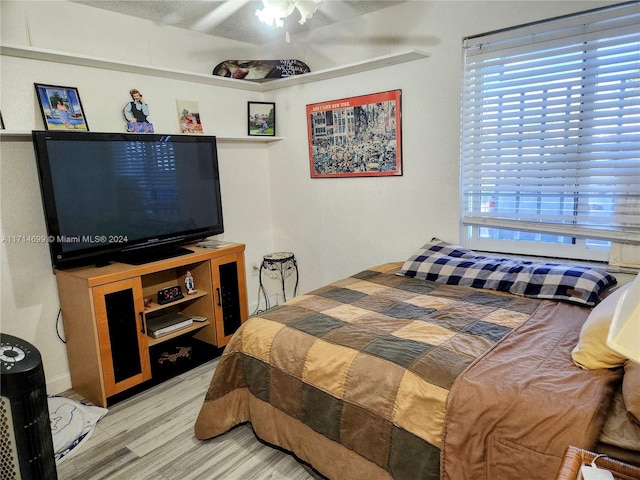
[555,446,640,480]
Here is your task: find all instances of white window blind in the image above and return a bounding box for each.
[461,2,640,255]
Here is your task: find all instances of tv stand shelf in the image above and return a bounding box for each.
[55,243,248,407]
[144,290,208,315]
[146,320,211,347]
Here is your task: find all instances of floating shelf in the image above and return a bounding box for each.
[0,130,32,140]
[261,50,430,91]
[0,130,283,143]
[1,44,429,93]
[217,136,283,143]
[0,44,262,92]
[1,44,429,140]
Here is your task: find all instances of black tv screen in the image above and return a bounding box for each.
[32,131,224,269]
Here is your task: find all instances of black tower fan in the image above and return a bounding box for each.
[1,333,57,479]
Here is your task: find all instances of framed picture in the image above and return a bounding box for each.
[176,99,203,134]
[306,89,402,178]
[34,83,89,131]
[248,101,275,136]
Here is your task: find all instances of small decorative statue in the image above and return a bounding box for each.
[158,346,192,364]
[124,88,154,133]
[185,271,196,294]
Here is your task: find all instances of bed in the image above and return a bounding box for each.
[194,240,640,479]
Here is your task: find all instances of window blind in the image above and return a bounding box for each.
[461,2,640,245]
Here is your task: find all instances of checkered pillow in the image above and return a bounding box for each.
[397,239,616,306]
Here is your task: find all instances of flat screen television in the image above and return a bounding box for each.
[32,131,224,269]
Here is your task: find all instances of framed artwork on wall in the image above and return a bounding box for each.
[34,83,89,131]
[248,101,275,136]
[176,99,203,134]
[306,89,402,178]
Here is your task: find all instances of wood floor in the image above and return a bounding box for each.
[56,359,325,480]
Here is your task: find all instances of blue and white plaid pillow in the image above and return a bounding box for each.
[397,239,616,306]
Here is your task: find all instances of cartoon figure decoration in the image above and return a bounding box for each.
[124,88,154,133]
[185,271,196,294]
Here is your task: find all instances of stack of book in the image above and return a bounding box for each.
[147,313,192,338]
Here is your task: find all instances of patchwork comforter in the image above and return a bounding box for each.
[195,263,619,479]
[441,299,621,479]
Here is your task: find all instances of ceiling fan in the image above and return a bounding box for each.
[72,1,421,46]
[195,0,322,43]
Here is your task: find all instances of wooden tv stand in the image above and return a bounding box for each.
[55,243,248,407]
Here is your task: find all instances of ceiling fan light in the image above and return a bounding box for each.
[294,0,321,25]
[256,0,320,28]
[256,0,296,28]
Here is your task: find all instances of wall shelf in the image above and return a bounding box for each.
[0,130,33,140]
[1,44,428,141]
[0,130,283,143]
[1,44,429,93]
[261,50,430,91]
[217,136,283,143]
[0,45,263,92]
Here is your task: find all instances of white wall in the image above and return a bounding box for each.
[0,0,275,393]
[264,0,623,285]
[0,0,620,394]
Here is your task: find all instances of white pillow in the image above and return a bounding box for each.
[48,396,108,463]
[571,283,630,370]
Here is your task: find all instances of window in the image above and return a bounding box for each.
[461,2,640,261]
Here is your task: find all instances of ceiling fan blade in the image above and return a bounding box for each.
[191,0,253,32]
[322,34,440,46]
[312,1,406,25]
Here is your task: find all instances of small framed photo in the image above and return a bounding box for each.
[176,99,203,134]
[248,101,275,136]
[34,83,89,131]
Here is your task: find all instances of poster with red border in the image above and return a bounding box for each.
[306,89,402,178]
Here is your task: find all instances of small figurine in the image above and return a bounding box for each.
[124,88,154,133]
[158,346,192,364]
[185,271,196,294]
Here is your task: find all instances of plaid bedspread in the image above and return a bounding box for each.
[195,263,542,480]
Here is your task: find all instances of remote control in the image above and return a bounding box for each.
[191,315,207,322]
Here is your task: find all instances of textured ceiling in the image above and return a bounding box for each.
[72,1,406,45]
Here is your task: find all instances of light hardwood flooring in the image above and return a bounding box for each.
[57,359,324,480]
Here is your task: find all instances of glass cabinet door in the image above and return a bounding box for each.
[92,278,151,397]
[211,253,248,346]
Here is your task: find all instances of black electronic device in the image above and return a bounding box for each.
[32,131,224,269]
[0,333,58,480]
[157,285,184,305]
